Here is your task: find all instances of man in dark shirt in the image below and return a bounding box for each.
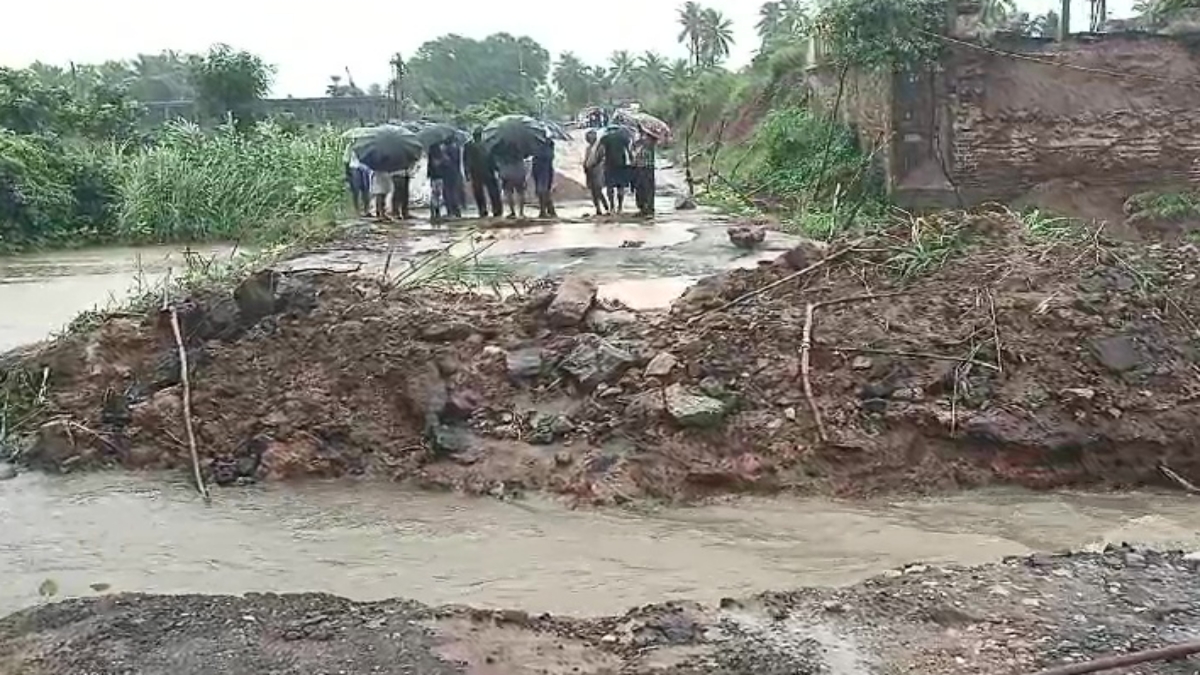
[442,139,465,219]
[426,142,448,223]
[463,128,502,217]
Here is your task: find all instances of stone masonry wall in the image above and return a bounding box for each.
[807,67,896,193]
[944,33,1200,202]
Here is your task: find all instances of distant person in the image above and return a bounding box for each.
[532,139,557,219]
[583,129,609,216]
[390,161,413,220]
[464,128,502,217]
[369,169,393,222]
[494,144,527,220]
[442,139,465,219]
[427,142,449,223]
[631,129,658,217]
[344,145,370,217]
[600,128,631,214]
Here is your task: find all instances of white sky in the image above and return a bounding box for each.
[3,0,1138,98]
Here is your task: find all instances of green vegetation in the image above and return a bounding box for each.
[1,45,340,254]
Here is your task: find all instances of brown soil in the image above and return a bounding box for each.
[8,211,1200,503]
[3,546,1198,674]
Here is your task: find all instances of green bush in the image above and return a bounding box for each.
[0,120,346,253]
[747,106,876,206]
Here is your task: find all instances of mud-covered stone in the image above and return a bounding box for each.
[1089,335,1143,373]
[586,308,637,334]
[420,321,477,342]
[546,277,597,328]
[506,348,543,379]
[727,225,766,250]
[664,384,726,428]
[26,419,82,470]
[0,462,16,480]
[560,335,635,391]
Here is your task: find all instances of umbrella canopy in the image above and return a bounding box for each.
[411,121,467,148]
[619,111,672,141]
[350,125,423,173]
[481,114,550,158]
[340,126,377,140]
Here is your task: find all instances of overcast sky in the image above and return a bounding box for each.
[3,0,1138,98]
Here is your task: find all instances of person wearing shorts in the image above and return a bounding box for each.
[369,170,392,222]
[344,146,370,217]
[497,157,527,220]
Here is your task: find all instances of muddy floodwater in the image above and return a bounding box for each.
[0,243,240,352]
[3,471,1199,617]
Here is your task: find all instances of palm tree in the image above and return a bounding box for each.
[554,51,592,109]
[666,58,692,85]
[780,0,809,36]
[678,1,705,68]
[757,1,784,46]
[610,50,636,83]
[699,8,735,67]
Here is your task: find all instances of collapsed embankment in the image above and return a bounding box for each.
[5,210,1200,502]
[3,545,1198,674]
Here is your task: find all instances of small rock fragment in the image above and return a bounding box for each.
[645,352,679,377]
[674,195,697,211]
[727,225,767,250]
[560,335,636,391]
[850,356,873,370]
[664,384,726,428]
[1062,387,1096,401]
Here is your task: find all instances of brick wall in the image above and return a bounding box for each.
[943,33,1200,202]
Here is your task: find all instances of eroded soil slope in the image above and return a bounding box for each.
[7,212,1200,501]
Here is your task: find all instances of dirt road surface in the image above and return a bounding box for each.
[3,546,1199,674]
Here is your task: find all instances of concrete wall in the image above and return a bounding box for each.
[806,66,897,194]
[937,32,1200,205]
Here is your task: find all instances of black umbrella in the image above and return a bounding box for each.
[412,122,468,148]
[351,125,423,172]
[481,115,550,157]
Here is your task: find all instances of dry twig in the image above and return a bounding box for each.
[1159,462,1200,495]
[1032,638,1200,675]
[986,288,1003,374]
[801,291,912,442]
[167,306,210,503]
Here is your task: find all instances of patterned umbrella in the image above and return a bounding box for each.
[627,111,672,142]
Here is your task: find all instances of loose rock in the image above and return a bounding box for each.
[727,225,766,250]
[644,352,679,377]
[559,335,635,391]
[546,277,597,328]
[506,348,544,380]
[664,384,726,428]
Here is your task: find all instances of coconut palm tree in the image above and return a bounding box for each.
[699,8,735,66]
[610,50,636,83]
[757,1,784,46]
[666,58,692,85]
[554,51,593,109]
[678,1,706,68]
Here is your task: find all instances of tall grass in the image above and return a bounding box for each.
[0,120,347,253]
[113,120,346,242]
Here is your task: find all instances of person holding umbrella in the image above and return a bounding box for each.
[390,162,414,220]
[464,128,502,217]
[600,127,632,215]
[427,141,449,223]
[369,169,393,222]
[442,139,465,219]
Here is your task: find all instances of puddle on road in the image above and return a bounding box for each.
[0,244,239,352]
[3,472,1200,618]
[598,276,701,310]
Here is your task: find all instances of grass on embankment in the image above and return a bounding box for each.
[0,120,348,255]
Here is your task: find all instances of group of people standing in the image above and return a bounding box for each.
[345,129,558,223]
[582,125,657,218]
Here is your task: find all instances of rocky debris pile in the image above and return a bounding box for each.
[4,546,1199,675]
[7,214,1200,501]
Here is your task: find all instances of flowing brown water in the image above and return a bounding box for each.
[3,471,1199,617]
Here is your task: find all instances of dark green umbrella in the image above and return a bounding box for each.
[481,115,550,157]
[413,122,467,148]
[351,125,423,172]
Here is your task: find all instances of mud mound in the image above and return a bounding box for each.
[3,546,1199,675]
[9,213,1200,501]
